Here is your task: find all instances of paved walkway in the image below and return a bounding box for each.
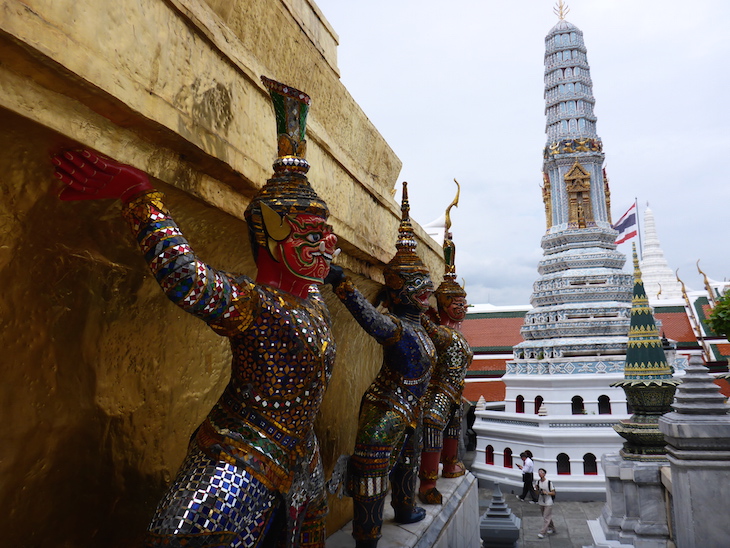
[477,486,604,548]
[465,450,603,547]
[327,450,604,547]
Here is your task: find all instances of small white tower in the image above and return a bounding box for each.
[640,206,683,301]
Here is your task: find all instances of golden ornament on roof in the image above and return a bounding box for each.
[554,1,570,20]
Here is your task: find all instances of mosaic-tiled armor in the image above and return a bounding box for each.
[418,182,472,505]
[53,78,338,547]
[330,183,436,548]
[126,192,335,547]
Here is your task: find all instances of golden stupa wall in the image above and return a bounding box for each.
[0,0,444,545]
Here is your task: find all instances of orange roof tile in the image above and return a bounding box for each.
[715,343,730,356]
[714,378,730,398]
[654,311,696,344]
[469,358,509,373]
[462,317,525,348]
[463,381,505,403]
[701,303,713,320]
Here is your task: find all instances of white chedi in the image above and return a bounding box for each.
[639,206,683,301]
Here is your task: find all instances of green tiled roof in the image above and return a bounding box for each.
[472,346,515,353]
[694,296,720,337]
[652,305,686,314]
[466,370,505,378]
[711,343,730,361]
[467,311,528,319]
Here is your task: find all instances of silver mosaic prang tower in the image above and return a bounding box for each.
[471,6,636,499]
[516,15,632,363]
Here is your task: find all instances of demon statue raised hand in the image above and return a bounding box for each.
[327,183,436,548]
[418,181,473,505]
[53,77,337,548]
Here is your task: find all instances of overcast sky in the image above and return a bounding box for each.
[314,0,730,306]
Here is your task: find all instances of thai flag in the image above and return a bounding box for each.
[613,203,637,244]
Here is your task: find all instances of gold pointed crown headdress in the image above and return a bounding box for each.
[244,76,329,256]
[436,179,466,307]
[383,182,430,290]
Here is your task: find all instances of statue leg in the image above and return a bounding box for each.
[352,493,386,548]
[441,405,466,478]
[144,444,280,547]
[349,446,390,547]
[418,451,443,505]
[390,428,426,524]
[298,489,328,548]
[349,404,407,547]
[418,419,443,504]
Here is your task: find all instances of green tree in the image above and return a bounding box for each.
[707,290,730,337]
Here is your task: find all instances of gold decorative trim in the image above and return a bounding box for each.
[564,161,594,228]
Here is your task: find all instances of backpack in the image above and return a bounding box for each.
[536,480,556,501]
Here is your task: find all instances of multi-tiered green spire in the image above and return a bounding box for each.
[612,244,679,459]
[622,244,675,382]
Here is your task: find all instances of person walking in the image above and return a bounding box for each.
[536,468,556,538]
[516,451,538,502]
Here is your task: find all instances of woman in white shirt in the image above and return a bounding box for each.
[535,468,556,538]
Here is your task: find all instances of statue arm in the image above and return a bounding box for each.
[53,149,155,202]
[52,149,257,332]
[121,191,256,332]
[332,276,401,344]
[420,313,452,351]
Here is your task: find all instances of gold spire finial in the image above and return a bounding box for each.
[554,0,570,20]
[444,179,461,232]
[697,260,717,306]
[435,181,466,303]
[676,269,686,295]
[632,243,642,282]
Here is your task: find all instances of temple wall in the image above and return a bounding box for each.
[0,0,443,545]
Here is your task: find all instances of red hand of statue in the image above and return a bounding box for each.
[53,149,153,203]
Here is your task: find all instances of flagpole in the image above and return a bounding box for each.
[635,197,643,261]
